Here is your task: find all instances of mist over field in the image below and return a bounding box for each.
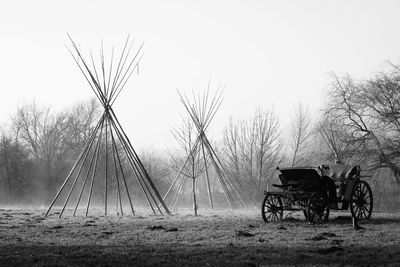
[1,1,400,266]
[1,73,400,213]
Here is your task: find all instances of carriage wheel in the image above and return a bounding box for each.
[307,192,330,224]
[261,194,283,223]
[350,180,373,220]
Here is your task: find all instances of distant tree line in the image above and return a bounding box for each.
[0,63,399,211]
[0,99,100,204]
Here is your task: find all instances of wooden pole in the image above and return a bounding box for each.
[163,150,193,201]
[172,176,187,209]
[110,125,124,216]
[73,124,103,216]
[110,108,170,214]
[66,47,103,105]
[201,140,213,209]
[108,35,131,99]
[105,113,108,216]
[109,112,164,214]
[45,116,103,217]
[110,123,135,215]
[204,137,247,208]
[109,116,156,214]
[86,118,105,217]
[109,42,144,105]
[204,141,234,209]
[106,47,114,100]
[59,124,98,218]
[67,35,107,104]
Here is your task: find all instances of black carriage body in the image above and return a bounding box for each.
[277,167,325,192]
[261,165,373,223]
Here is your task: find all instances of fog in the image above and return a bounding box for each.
[0,1,400,212]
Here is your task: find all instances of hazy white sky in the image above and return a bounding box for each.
[1,0,400,151]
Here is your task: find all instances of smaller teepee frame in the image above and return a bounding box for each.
[45,35,170,217]
[163,86,246,214]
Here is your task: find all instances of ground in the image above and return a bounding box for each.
[0,207,399,266]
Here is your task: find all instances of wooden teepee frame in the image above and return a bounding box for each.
[163,87,246,214]
[45,35,170,218]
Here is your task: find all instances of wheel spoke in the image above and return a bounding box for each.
[354,189,359,198]
[354,205,361,216]
[361,184,367,195]
[360,207,367,218]
[362,204,370,215]
[362,202,370,210]
[356,185,362,197]
[363,203,371,212]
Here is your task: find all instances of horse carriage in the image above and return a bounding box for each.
[261,164,373,224]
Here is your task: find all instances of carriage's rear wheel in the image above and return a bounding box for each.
[307,192,330,224]
[350,180,373,220]
[261,194,283,223]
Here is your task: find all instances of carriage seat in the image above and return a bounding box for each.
[273,174,301,189]
[319,164,360,182]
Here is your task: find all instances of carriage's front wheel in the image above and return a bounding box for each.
[307,192,330,224]
[261,194,283,223]
[350,180,373,220]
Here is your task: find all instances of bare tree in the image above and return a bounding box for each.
[317,115,362,165]
[289,103,312,167]
[141,150,172,194]
[12,102,71,197]
[222,118,241,187]
[254,109,282,189]
[169,117,207,182]
[67,98,101,150]
[11,100,101,200]
[166,117,207,213]
[0,129,32,202]
[325,67,400,182]
[222,108,282,204]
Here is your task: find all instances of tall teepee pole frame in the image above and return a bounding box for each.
[163,86,246,214]
[45,35,170,217]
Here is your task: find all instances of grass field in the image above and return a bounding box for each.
[0,208,399,266]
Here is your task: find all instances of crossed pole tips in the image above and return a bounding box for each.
[45,35,170,218]
[163,84,247,214]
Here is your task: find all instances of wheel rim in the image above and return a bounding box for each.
[262,195,283,223]
[350,180,373,220]
[308,193,329,224]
